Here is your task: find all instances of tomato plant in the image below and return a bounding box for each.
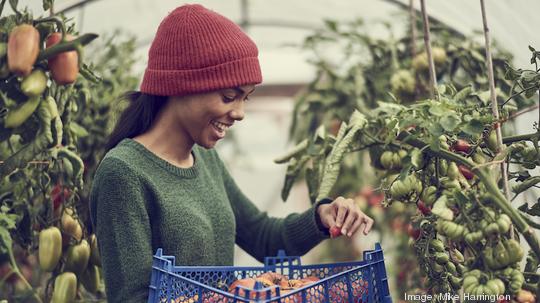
[277,8,540,301]
[0,1,137,302]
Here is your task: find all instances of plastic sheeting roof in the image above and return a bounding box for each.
[10,0,540,85]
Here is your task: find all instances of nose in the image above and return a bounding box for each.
[230,100,245,121]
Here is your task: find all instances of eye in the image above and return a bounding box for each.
[222,94,235,103]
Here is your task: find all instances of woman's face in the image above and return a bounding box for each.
[170,84,255,149]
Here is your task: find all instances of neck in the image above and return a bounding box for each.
[133,111,194,168]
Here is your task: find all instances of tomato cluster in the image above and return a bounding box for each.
[0,5,100,302]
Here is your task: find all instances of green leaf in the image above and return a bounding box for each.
[520,203,540,217]
[512,176,540,195]
[305,168,318,205]
[0,225,13,259]
[525,88,537,98]
[69,122,89,137]
[477,90,491,103]
[281,160,298,202]
[428,104,447,117]
[428,123,444,137]
[453,191,469,205]
[462,119,484,136]
[281,156,310,202]
[440,114,461,131]
[324,20,338,32]
[42,0,53,11]
[410,148,424,169]
[0,0,7,16]
[454,86,473,102]
[8,0,17,13]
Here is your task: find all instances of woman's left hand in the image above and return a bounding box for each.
[317,196,374,237]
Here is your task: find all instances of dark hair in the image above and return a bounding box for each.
[105,92,168,151]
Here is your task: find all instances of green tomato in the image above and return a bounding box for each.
[380,151,394,169]
[435,252,450,264]
[485,222,500,236]
[504,239,524,264]
[447,162,459,180]
[497,214,511,234]
[421,186,438,206]
[486,130,498,152]
[429,239,445,252]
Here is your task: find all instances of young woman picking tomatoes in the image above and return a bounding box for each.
[89,4,374,302]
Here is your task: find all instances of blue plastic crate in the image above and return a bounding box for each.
[148,243,392,303]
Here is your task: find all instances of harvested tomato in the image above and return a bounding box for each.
[329,226,342,238]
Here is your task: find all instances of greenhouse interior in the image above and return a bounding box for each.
[0,0,539,302]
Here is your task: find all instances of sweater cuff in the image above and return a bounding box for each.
[285,198,333,249]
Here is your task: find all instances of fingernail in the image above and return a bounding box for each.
[342,228,347,235]
[347,232,352,237]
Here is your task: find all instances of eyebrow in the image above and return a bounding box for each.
[233,87,255,96]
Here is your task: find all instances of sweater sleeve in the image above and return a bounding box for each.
[214,153,330,262]
[89,157,152,303]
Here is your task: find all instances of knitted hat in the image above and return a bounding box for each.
[140,4,262,96]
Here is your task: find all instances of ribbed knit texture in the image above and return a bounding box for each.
[140,4,262,96]
[89,139,329,302]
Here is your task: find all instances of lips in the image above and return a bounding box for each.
[210,120,231,139]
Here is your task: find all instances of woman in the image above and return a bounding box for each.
[89,4,374,302]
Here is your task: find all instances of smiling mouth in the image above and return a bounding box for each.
[211,121,231,131]
[210,120,232,139]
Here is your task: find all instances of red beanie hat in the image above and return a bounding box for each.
[140,4,262,96]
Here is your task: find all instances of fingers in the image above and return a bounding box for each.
[341,208,357,236]
[319,204,336,229]
[347,216,363,237]
[362,216,374,235]
[334,197,348,229]
[330,196,374,237]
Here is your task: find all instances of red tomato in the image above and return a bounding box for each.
[452,139,471,153]
[46,33,79,85]
[329,226,342,238]
[417,201,431,215]
[458,165,475,180]
[407,224,421,240]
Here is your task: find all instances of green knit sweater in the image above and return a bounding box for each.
[89,138,330,302]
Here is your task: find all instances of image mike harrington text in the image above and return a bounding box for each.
[404,292,511,302]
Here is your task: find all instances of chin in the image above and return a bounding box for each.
[198,140,217,149]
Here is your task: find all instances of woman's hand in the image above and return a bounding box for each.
[317,196,374,237]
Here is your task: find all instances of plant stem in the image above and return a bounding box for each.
[504,104,540,123]
[522,213,540,230]
[33,16,65,37]
[409,0,417,58]
[7,248,43,303]
[480,0,512,204]
[502,132,540,144]
[36,33,98,62]
[502,85,537,106]
[419,0,438,100]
